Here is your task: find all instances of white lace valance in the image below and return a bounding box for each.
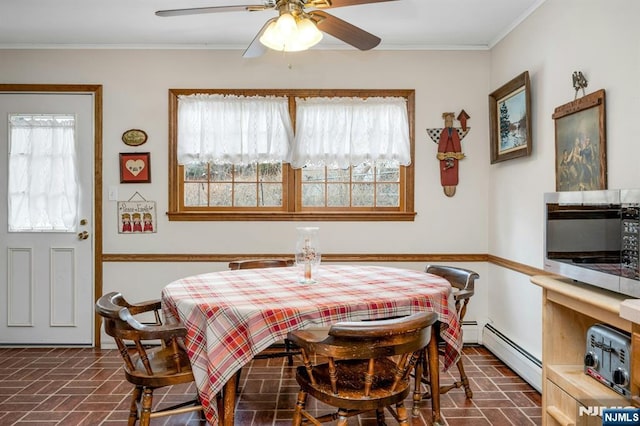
[290,96,411,169]
[177,94,293,165]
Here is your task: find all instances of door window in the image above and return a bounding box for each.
[8,114,78,232]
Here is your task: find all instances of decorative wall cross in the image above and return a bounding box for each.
[426,110,471,197]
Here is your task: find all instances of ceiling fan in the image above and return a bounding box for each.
[156,0,398,58]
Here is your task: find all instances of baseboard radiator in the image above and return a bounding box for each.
[482,324,542,392]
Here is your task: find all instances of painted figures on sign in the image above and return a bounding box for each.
[118,199,157,234]
[121,213,132,233]
[143,213,153,232]
[132,213,143,233]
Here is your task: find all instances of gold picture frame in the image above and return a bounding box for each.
[489,71,532,163]
[552,89,606,191]
[121,129,148,146]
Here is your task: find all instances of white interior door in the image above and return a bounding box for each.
[0,93,94,345]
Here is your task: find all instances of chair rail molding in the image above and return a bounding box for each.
[101,252,544,277]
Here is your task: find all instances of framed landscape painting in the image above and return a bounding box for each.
[552,89,606,191]
[489,71,532,164]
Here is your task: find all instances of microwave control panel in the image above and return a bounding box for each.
[622,205,640,280]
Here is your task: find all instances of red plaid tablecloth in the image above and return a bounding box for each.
[161,264,462,425]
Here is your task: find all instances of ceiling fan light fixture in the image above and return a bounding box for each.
[275,12,297,38]
[297,17,323,46]
[259,21,286,50]
[259,13,323,52]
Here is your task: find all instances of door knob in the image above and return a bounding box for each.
[77,231,89,240]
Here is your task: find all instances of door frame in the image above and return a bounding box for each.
[0,84,103,346]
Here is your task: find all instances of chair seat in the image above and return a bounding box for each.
[296,358,411,410]
[124,346,195,388]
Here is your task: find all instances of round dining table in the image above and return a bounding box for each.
[162,264,462,425]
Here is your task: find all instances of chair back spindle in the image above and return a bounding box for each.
[288,312,437,425]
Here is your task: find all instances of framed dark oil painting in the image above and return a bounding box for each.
[552,89,606,191]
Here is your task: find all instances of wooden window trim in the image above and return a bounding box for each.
[168,88,416,222]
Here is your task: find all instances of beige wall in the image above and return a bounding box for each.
[0,48,492,331]
[487,0,640,361]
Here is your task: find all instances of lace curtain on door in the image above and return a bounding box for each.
[8,114,79,232]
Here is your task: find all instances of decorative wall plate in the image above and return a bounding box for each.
[121,129,148,146]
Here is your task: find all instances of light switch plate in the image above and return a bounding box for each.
[108,186,118,201]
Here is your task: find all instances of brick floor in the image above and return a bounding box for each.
[0,346,541,425]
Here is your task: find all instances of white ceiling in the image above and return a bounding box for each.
[0,0,545,51]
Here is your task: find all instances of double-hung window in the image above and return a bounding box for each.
[167,89,415,221]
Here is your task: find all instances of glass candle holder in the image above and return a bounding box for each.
[295,227,321,284]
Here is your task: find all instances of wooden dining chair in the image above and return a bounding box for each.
[412,265,480,414]
[95,292,206,426]
[228,258,294,270]
[288,312,438,426]
[228,258,299,366]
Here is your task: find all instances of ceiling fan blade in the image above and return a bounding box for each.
[242,18,276,58]
[306,0,399,9]
[156,4,270,18]
[310,10,381,50]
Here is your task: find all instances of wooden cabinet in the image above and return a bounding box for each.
[545,380,602,426]
[531,275,633,426]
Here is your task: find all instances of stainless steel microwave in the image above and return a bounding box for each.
[544,189,640,298]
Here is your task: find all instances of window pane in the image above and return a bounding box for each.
[258,183,282,207]
[327,184,349,207]
[352,183,374,206]
[184,183,209,206]
[377,183,399,207]
[302,167,324,183]
[210,164,233,182]
[258,163,282,183]
[353,163,374,182]
[209,183,232,206]
[377,165,400,182]
[235,164,257,182]
[234,183,257,207]
[327,168,349,182]
[302,183,325,207]
[185,163,208,181]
